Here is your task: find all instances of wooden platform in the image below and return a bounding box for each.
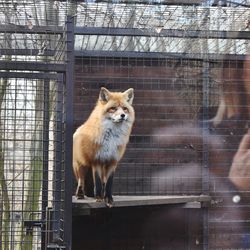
[73,195,211,215]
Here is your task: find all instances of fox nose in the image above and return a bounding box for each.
[121,114,125,119]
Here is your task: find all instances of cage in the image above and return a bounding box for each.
[0,0,249,250]
[71,2,249,249]
[0,1,73,249]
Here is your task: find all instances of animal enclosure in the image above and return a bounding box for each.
[0,0,249,250]
[0,2,73,249]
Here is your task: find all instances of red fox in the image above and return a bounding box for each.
[73,87,135,207]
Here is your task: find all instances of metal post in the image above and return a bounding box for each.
[202,60,210,250]
[52,74,64,244]
[45,207,54,248]
[42,79,50,250]
[201,6,211,249]
[63,15,75,250]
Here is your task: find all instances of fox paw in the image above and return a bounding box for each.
[75,187,85,199]
[76,194,84,200]
[105,197,113,208]
[95,196,103,202]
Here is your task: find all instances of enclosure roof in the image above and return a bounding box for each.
[0,0,249,60]
[74,2,250,57]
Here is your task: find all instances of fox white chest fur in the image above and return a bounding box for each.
[95,119,131,162]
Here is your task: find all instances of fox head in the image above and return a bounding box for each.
[98,87,135,123]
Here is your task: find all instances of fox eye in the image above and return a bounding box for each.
[122,107,128,112]
[108,107,117,113]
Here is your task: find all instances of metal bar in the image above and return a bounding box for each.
[47,244,66,249]
[75,50,247,61]
[0,49,55,56]
[202,31,210,250]
[0,24,64,34]
[42,79,50,250]
[74,27,250,39]
[202,60,210,250]
[201,11,210,250]
[203,208,209,250]
[0,72,58,80]
[202,65,210,194]
[185,210,191,250]
[68,0,203,5]
[212,0,250,7]
[0,61,66,72]
[52,0,250,6]
[52,74,64,243]
[64,15,75,250]
[45,207,54,248]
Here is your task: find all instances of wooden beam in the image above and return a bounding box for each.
[73,195,211,215]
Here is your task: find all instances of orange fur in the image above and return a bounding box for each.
[73,87,135,204]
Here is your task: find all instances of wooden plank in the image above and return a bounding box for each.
[73,195,211,215]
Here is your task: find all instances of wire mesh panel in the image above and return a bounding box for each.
[74,57,205,195]
[0,76,68,250]
[72,1,250,250]
[0,0,249,249]
[0,1,74,249]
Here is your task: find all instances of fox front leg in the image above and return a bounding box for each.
[75,166,86,199]
[93,169,104,202]
[75,179,85,199]
[105,172,114,208]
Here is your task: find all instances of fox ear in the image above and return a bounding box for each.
[99,87,110,102]
[123,88,134,105]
